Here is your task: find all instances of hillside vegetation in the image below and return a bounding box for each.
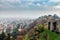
[23,24,60,40]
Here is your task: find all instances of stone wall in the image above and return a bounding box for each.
[47,19,60,33]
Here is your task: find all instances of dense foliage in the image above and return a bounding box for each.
[24,24,60,40]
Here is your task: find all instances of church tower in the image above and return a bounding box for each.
[16,24,24,40]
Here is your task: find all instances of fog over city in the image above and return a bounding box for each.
[0,10,60,19]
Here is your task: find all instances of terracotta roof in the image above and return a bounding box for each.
[0,27,4,30]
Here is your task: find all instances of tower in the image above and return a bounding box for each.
[16,24,24,40]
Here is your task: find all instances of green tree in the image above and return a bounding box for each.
[34,24,44,33]
[0,32,6,40]
[23,34,29,40]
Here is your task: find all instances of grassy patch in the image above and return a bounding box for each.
[24,29,60,40]
[40,29,60,40]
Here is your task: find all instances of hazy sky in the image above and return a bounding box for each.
[0,0,60,19]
